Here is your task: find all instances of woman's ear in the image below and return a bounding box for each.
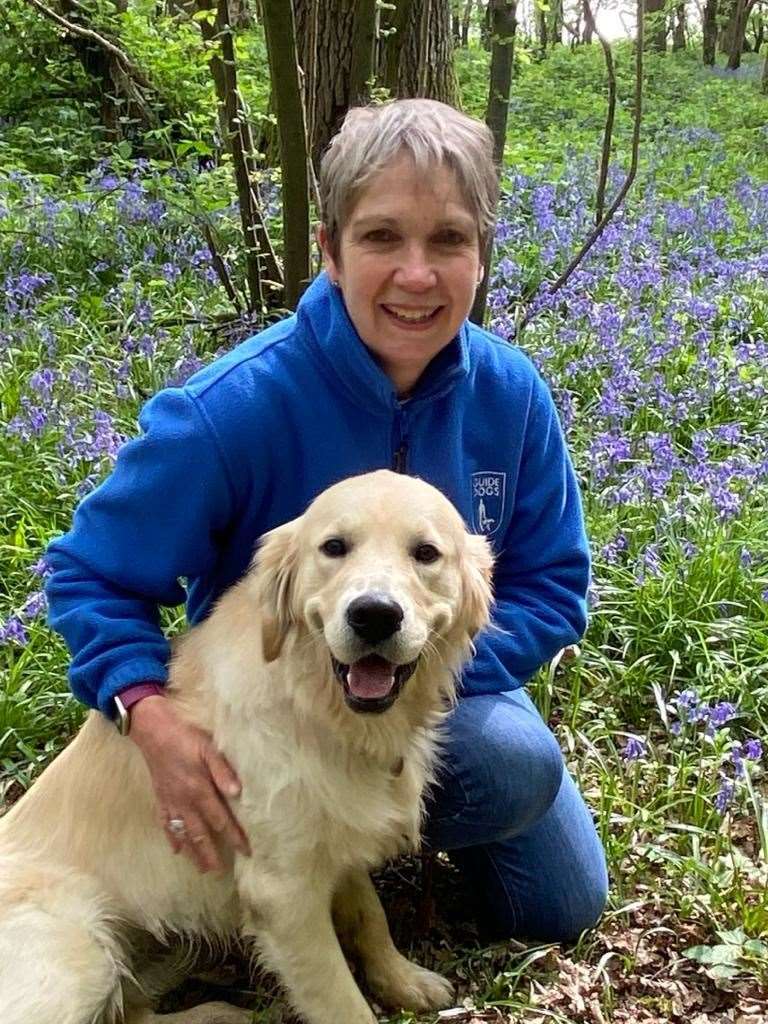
[316,223,340,283]
[462,533,494,641]
[253,518,300,662]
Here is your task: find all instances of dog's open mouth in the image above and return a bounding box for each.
[331,654,418,713]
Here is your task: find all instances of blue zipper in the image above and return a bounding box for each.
[392,404,409,474]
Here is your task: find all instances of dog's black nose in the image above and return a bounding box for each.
[346,593,404,644]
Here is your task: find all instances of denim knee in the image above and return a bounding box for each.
[482,722,564,838]
[426,697,565,849]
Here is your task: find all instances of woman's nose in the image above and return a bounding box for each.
[392,244,437,290]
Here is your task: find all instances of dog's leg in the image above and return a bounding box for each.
[125,1003,252,1024]
[238,872,377,1024]
[332,869,454,1013]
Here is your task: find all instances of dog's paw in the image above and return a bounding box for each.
[369,956,454,1013]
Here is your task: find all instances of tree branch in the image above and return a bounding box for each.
[519,0,644,331]
[21,0,151,88]
[582,0,616,224]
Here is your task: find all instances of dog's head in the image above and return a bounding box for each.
[252,471,493,715]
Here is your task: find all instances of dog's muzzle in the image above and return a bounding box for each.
[332,655,419,714]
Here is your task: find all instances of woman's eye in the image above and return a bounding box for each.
[364,229,397,243]
[434,230,466,246]
[413,543,441,564]
[320,537,348,558]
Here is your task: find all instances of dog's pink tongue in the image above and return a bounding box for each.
[347,655,396,698]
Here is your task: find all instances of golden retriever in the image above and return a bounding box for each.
[0,470,493,1024]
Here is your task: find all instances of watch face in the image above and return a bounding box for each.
[113,695,129,735]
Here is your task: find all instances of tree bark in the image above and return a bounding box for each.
[293,0,358,170]
[262,0,311,307]
[726,0,756,67]
[394,0,459,102]
[702,0,717,63]
[380,0,415,93]
[349,0,377,104]
[645,0,667,50]
[535,3,548,55]
[470,0,515,326]
[672,2,686,48]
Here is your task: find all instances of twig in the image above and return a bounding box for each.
[202,223,244,313]
[582,0,616,224]
[519,0,644,331]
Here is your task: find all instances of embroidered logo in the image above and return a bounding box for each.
[471,472,506,537]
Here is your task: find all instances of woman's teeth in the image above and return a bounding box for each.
[384,306,438,322]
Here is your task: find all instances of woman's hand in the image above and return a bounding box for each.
[128,695,251,873]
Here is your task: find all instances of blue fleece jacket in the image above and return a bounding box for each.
[45,272,590,716]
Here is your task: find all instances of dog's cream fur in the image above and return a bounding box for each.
[0,470,493,1024]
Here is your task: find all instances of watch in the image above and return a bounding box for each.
[113,692,131,736]
[112,683,165,735]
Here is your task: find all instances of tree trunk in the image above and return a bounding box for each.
[583,0,594,43]
[550,0,563,45]
[762,39,768,92]
[672,2,686,48]
[645,0,667,50]
[481,0,492,48]
[396,0,459,103]
[197,0,281,308]
[380,0,415,92]
[461,0,474,44]
[349,0,377,104]
[262,0,311,307]
[726,0,753,67]
[535,4,548,55]
[702,0,717,63]
[719,0,738,51]
[470,0,515,326]
[293,0,358,170]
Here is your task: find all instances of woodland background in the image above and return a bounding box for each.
[1,1,767,1021]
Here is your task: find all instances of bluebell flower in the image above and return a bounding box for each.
[714,775,735,814]
[621,736,647,761]
[0,616,28,646]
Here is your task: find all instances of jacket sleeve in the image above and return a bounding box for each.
[45,387,238,716]
[461,371,590,696]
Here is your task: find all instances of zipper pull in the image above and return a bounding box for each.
[393,442,408,474]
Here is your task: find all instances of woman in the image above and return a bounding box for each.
[46,99,608,943]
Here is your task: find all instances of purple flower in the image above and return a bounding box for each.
[0,616,28,646]
[621,736,647,761]
[22,591,47,620]
[714,775,735,814]
[709,702,738,728]
[30,556,52,578]
[744,739,763,761]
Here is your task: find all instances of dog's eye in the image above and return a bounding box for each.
[320,537,348,558]
[413,543,441,564]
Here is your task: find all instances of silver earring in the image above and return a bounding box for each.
[331,279,340,289]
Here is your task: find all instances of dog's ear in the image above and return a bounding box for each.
[254,518,300,662]
[462,533,494,640]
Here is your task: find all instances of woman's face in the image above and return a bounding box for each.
[319,155,483,396]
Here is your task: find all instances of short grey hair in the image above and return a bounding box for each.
[319,98,498,259]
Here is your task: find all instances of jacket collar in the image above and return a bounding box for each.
[298,272,470,414]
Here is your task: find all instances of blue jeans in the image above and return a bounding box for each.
[424,688,608,943]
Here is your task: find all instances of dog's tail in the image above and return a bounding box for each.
[0,855,129,1024]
